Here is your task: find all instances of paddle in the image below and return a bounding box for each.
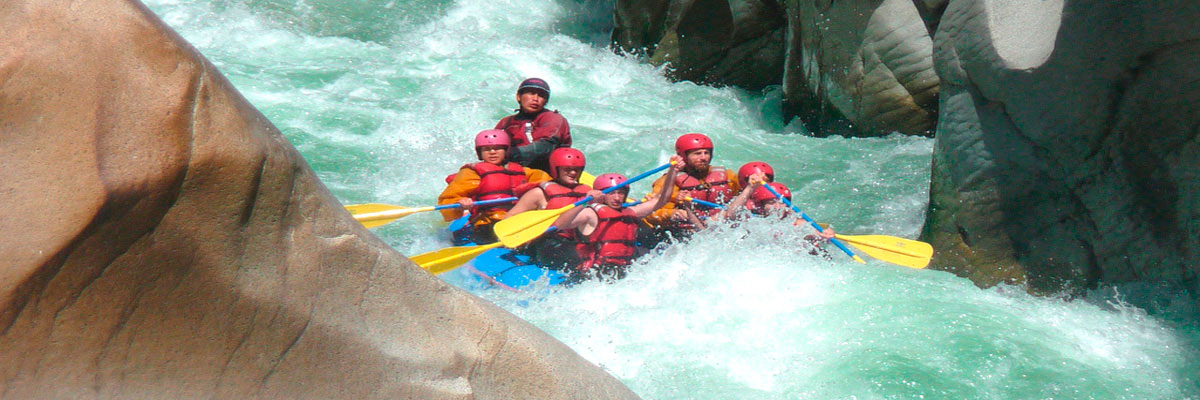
[759,184,865,263]
[684,197,929,268]
[831,234,931,269]
[580,171,596,187]
[348,197,517,229]
[493,162,672,248]
[410,225,566,273]
[410,242,503,274]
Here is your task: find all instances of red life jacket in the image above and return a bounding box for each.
[675,166,732,203]
[540,181,591,242]
[674,166,732,219]
[469,161,526,216]
[495,110,571,148]
[540,181,591,209]
[580,204,639,270]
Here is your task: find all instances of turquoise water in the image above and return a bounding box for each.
[146,0,1200,397]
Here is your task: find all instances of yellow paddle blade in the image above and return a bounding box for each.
[579,171,596,187]
[345,203,436,228]
[493,206,571,248]
[345,203,405,215]
[835,234,932,269]
[410,242,504,274]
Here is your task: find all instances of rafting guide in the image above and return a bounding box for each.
[493,77,571,172]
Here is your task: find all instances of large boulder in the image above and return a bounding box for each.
[612,0,939,137]
[924,0,1200,293]
[781,0,940,136]
[612,0,787,90]
[0,0,639,398]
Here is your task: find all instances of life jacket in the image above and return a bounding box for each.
[674,166,732,204]
[580,204,639,270]
[540,181,591,243]
[496,110,569,147]
[540,181,591,209]
[673,166,732,219]
[469,161,526,218]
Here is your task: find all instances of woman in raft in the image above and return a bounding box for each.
[553,155,684,281]
[438,129,550,245]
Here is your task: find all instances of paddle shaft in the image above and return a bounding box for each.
[573,163,671,207]
[354,196,517,222]
[760,183,863,263]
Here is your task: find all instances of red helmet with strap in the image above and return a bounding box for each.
[752,182,791,203]
[737,161,775,187]
[593,173,628,192]
[548,147,586,178]
[674,133,714,156]
[474,129,511,160]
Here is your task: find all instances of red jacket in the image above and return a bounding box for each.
[494,110,572,148]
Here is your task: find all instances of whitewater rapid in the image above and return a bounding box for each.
[145,0,1200,397]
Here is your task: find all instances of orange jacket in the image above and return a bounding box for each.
[438,165,551,226]
[642,167,741,228]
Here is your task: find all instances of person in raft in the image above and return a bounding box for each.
[505,147,592,270]
[723,180,836,256]
[554,155,684,281]
[736,161,775,211]
[685,161,778,226]
[494,77,571,172]
[438,129,551,245]
[640,133,742,242]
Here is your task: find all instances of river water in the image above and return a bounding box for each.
[145,0,1200,397]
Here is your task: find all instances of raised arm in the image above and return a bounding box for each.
[630,156,683,217]
[723,171,766,219]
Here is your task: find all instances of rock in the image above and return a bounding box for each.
[612,0,938,137]
[0,0,639,398]
[781,0,940,137]
[924,0,1200,293]
[613,0,786,90]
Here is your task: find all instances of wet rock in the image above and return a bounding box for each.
[0,0,639,398]
[924,0,1200,293]
[612,0,939,137]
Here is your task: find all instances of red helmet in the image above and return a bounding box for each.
[593,173,628,192]
[752,182,791,203]
[474,129,511,160]
[737,161,775,187]
[548,147,586,178]
[675,133,714,156]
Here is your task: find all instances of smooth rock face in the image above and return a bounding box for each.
[925,0,1200,292]
[782,0,940,137]
[0,1,639,398]
[612,0,938,137]
[613,0,786,90]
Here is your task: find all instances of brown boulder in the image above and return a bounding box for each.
[0,0,639,398]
